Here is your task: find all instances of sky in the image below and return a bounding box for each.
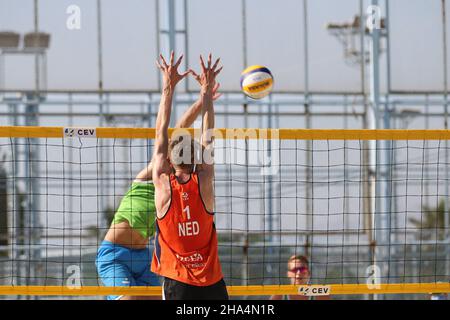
[0,0,449,93]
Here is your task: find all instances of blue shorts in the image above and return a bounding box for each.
[95,240,160,300]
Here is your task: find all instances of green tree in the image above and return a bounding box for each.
[86,206,116,241]
[409,199,447,241]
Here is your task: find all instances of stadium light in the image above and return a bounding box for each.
[399,109,422,128]
[23,32,50,50]
[326,15,386,66]
[0,31,20,49]
[399,109,422,117]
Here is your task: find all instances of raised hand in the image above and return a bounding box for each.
[211,82,222,101]
[189,53,223,95]
[156,51,190,90]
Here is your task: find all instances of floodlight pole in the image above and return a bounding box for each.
[168,0,176,57]
[27,0,42,294]
[241,0,249,289]
[157,0,178,126]
[5,99,21,296]
[304,0,313,260]
[441,0,450,280]
[368,0,385,300]
[96,0,108,242]
[0,52,4,90]
[168,0,177,128]
[34,0,40,92]
[25,93,41,291]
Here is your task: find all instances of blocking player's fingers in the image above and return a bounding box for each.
[213,82,220,92]
[169,50,175,65]
[189,70,202,85]
[207,53,212,69]
[180,70,190,79]
[156,60,164,71]
[189,69,200,79]
[160,54,169,68]
[213,92,222,101]
[212,58,221,72]
[174,54,184,68]
[199,55,206,72]
[214,66,223,77]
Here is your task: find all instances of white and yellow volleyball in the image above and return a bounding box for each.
[240,65,274,99]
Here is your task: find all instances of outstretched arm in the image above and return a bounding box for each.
[135,77,220,182]
[200,55,221,150]
[189,54,222,212]
[190,54,222,167]
[175,83,221,129]
[135,52,189,182]
[153,52,189,179]
[135,81,173,182]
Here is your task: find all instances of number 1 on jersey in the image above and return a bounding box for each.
[183,206,191,220]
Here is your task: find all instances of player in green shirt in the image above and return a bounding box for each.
[96,52,221,300]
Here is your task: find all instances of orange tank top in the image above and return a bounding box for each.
[151,172,223,286]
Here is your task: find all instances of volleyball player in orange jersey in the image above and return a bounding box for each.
[151,52,228,300]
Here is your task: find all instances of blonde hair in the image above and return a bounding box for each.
[288,255,309,267]
[168,134,201,172]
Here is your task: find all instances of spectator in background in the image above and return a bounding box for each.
[270,255,330,300]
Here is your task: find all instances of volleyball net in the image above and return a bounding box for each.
[0,126,449,298]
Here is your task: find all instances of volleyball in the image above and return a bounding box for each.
[240,65,274,99]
